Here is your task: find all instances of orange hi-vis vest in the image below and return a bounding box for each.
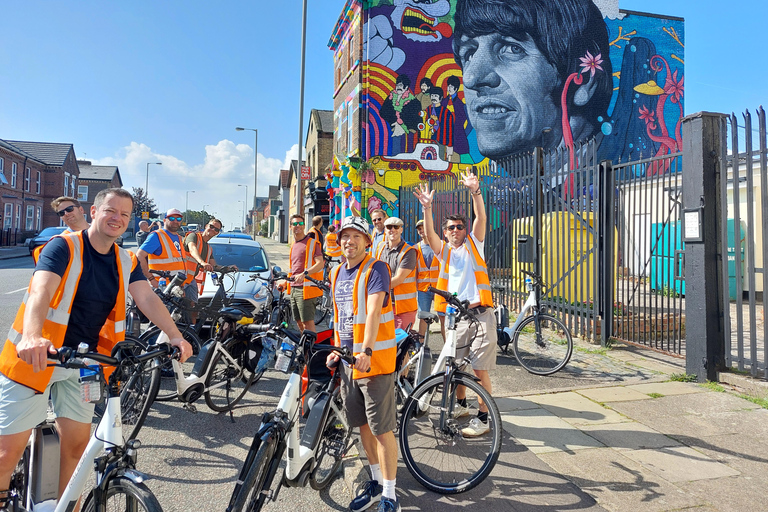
[325,232,342,258]
[434,235,494,313]
[330,254,396,379]
[415,242,439,292]
[184,232,212,293]
[148,229,193,285]
[288,236,323,299]
[308,226,323,243]
[0,231,135,393]
[375,242,418,314]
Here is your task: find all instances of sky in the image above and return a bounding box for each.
[1,0,767,230]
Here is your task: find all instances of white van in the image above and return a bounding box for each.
[186,223,200,232]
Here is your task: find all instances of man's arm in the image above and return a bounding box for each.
[354,290,385,373]
[16,271,62,372]
[135,248,156,286]
[128,280,193,362]
[186,240,212,272]
[413,183,443,256]
[390,249,417,288]
[463,170,487,242]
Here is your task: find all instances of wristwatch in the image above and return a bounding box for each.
[364,347,373,357]
[304,270,309,276]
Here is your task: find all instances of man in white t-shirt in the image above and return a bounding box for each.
[413,169,497,437]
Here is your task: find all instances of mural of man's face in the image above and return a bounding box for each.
[395,82,406,94]
[421,82,429,93]
[447,84,457,96]
[456,32,561,158]
[430,94,441,107]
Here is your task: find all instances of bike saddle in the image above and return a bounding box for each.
[417,311,438,322]
[218,307,254,322]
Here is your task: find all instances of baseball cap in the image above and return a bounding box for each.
[339,216,372,242]
[416,220,425,228]
[165,208,183,218]
[384,217,404,227]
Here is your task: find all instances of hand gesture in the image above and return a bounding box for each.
[16,334,57,373]
[460,168,480,194]
[413,183,434,208]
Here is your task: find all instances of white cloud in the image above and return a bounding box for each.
[91,140,293,230]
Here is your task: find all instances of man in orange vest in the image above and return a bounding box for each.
[375,217,418,330]
[324,224,343,260]
[0,188,192,507]
[326,216,400,512]
[413,168,497,438]
[136,208,192,291]
[308,215,325,247]
[287,214,324,333]
[184,218,224,322]
[414,219,445,340]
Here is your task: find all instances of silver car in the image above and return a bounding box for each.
[200,237,272,317]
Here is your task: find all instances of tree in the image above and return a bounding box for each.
[132,187,158,219]
[184,210,213,226]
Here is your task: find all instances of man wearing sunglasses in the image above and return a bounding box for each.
[413,169,497,438]
[51,197,89,233]
[286,214,324,332]
[375,217,418,330]
[369,208,388,251]
[184,219,224,302]
[136,208,194,294]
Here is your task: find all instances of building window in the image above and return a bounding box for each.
[70,177,76,197]
[37,206,41,231]
[348,37,354,70]
[0,158,6,186]
[24,167,30,192]
[348,106,354,152]
[3,204,12,229]
[64,174,69,195]
[15,204,20,229]
[78,185,88,201]
[11,163,17,188]
[26,205,34,230]
[36,171,41,193]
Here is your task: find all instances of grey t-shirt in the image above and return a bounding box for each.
[378,240,417,279]
[334,259,390,351]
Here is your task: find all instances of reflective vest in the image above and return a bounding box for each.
[308,226,323,245]
[434,236,494,313]
[325,232,343,258]
[184,232,212,294]
[415,242,439,292]
[375,242,418,314]
[147,229,193,285]
[330,254,396,379]
[288,236,323,299]
[0,231,134,393]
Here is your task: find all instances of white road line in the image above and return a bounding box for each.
[5,287,27,295]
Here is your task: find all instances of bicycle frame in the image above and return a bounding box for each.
[508,283,538,335]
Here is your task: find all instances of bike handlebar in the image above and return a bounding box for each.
[304,275,330,293]
[426,286,476,321]
[50,343,173,368]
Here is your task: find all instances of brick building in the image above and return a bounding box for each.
[76,160,123,219]
[0,140,47,235]
[329,3,362,160]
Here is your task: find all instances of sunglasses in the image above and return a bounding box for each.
[385,225,401,230]
[56,205,76,217]
[291,221,305,226]
[372,218,383,222]
[167,216,183,222]
[446,225,465,231]
[207,224,221,233]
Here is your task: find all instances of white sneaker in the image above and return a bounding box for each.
[453,402,470,418]
[461,417,490,437]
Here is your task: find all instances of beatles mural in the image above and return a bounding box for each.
[327,0,684,221]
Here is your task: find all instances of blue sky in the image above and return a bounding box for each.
[1,0,766,229]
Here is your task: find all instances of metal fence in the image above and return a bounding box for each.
[0,228,31,247]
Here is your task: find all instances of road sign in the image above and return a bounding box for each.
[301,166,311,180]
[141,211,150,219]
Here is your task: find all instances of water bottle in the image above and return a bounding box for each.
[158,277,167,290]
[256,336,277,373]
[446,305,458,329]
[525,277,533,292]
[274,341,294,372]
[77,342,101,403]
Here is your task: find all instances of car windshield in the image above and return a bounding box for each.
[211,244,268,272]
[39,227,65,237]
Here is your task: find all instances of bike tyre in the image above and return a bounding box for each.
[309,405,350,490]
[140,326,203,401]
[118,353,161,441]
[82,476,162,512]
[231,436,278,512]
[399,373,502,494]
[204,338,255,412]
[512,314,573,376]
[313,290,332,326]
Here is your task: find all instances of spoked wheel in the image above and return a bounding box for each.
[140,326,203,401]
[204,338,255,412]
[313,290,332,326]
[8,447,30,509]
[82,476,162,512]
[231,437,278,512]
[399,374,502,494]
[310,405,351,490]
[512,313,573,375]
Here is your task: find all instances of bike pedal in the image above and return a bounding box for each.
[183,403,198,413]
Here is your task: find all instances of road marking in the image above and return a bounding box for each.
[5,287,27,295]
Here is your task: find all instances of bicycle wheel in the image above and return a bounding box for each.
[82,476,162,512]
[204,338,255,412]
[399,373,502,494]
[512,313,573,376]
[309,404,351,490]
[313,289,332,325]
[140,326,203,401]
[231,436,278,512]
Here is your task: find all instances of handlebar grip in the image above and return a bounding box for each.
[427,286,453,301]
[243,323,273,333]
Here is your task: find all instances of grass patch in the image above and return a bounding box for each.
[669,373,697,382]
[738,394,768,409]
[700,381,726,392]
[576,346,608,356]
[647,392,664,399]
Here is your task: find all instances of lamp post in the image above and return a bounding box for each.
[235,127,258,229]
[185,190,195,219]
[145,162,162,197]
[238,184,248,233]
[296,0,308,216]
[238,200,245,230]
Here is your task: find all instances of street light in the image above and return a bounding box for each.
[235,127,258,222]
[238,184,248,233]
[238,200,245,230]
[145,162,162,197]
[185,190,195,218]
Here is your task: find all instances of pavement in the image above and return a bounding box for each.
[0,245,31,260]
[254,234,768,512]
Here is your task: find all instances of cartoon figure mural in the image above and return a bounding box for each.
[332,0,684,221]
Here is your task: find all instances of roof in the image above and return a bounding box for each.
[280,169,292,189]
[77,161,122,185]
[0,140,46,165]
[3,140,74,166]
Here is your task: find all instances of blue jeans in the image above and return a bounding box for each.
[417,290,434,313]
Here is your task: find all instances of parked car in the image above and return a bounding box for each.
[217,232,252,240]
[115,234,124,247]
[28,226,68,256]
[200,237,272,318]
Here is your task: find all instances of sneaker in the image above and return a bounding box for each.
[453,402,470,418]
[377,497,402,512]
[349,480,382,511]
[461,417,490,437]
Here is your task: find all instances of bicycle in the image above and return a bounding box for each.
[313,255,338,326]
[392,314,435,415]
[226,328,356,512]
[499,269,573,376]
[398,286,502,494]
[8,342,171,512]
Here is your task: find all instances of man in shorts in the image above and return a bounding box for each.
[136,208,195,297]
[0,188,192,508]
[413,169,497,437]
[327,216,400,512]
[287,214,324,332]
[374,217,418,330]
[184,218,225,322]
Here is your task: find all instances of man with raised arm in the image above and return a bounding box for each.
[0,188,192,508]
[413,170,497,437]
[326,216,400,512]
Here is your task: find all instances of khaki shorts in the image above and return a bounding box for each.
[0,367,96,435]
[340,365,396,437]
[290,287,318,323]
[455,307,497,371]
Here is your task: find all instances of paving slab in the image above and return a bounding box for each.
[577,386,654,403]
[623,446,741,483]
[538,448,710,512]
[625,381,706,396]
[526,391,628,426]
[678,470,767,512]
[624,359,684,374]
[578,421,683,452]
[501,407,605,454]
[495,396,541,411]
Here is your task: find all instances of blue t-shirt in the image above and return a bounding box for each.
[419,241,435,267]
[334,259,390,351]
[36,231,145,350]
[139,229,183,256]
